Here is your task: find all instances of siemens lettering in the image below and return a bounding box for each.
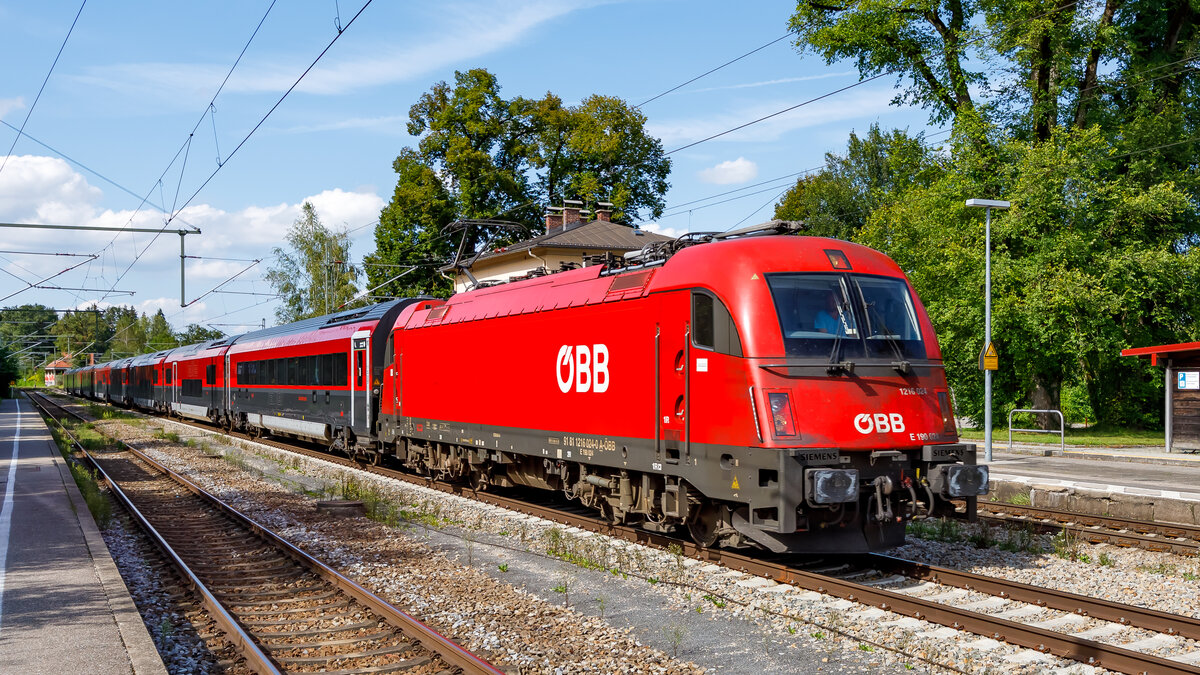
[556,344,610,393]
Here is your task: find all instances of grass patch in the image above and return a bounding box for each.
[152,429,182,443]
[958,427,1162,447]
[69,463,113,528]
[906,517,964,543]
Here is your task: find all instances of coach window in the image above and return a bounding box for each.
[206,364,215,386]
[320,354,333,386]
[354,351,365,388]
[334,353,348,387]
[691,290,743,357]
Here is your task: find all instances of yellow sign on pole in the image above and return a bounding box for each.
[979,342,999,371]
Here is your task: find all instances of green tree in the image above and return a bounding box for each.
[859,128,1199,427]
[144,310,179,352]
[177,324,225,345]
[53,306,110,365]
[366,69,671,298]
[0,343,18,396]
[266,202,361,323]
[774,125,939,239]
[105,306,144,359]
[363,150,458,299]
[0,304,59,369]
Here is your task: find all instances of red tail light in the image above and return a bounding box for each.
[937,391,956,433]
[767,391,797,437]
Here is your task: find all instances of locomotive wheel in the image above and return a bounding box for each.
[469,468,489,492]
[687,499,727,548]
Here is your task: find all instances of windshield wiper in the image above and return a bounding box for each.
[865,301,911,374]
[826,300,855,375]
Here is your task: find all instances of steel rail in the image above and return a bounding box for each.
[29,392,502,675]
[27,393,281,674]
[54,392,1200,675]
[867,553,1200,640]
[980,501,1200,555]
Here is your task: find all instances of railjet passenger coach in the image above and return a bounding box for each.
[65,221,987,553]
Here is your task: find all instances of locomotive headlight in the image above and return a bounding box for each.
[804,468,859,505]
[930,464,990,497]
[767,391,798,437]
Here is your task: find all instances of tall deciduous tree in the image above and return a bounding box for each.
[774,125,939,239]
[365,69,671,298]
[266,202,361,323]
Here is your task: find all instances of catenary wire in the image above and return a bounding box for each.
[635,32,795,108]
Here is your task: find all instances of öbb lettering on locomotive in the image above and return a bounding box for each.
[61,220,985,554]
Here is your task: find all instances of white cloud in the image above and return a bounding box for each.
[648,87,897,148]
[0,97,23,120]
[0,155,103,224]
[70,1,612,101]
[0,155,383,314]
[698,157,758,185]
[640,222,685,239]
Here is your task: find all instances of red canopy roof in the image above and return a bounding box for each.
[1121,341,1200,365]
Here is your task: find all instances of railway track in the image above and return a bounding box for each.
[27,391,502,675]
[979,500,1200,556]
[50,391,1200,675]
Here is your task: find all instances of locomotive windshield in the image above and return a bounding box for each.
[766,273,926,360]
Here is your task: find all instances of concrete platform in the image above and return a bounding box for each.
[0,397,165,675]
[984,444,1200,526]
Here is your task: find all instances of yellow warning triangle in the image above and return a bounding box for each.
[985,342,998,357]
[750,273,759,281]
[731,475,740,490]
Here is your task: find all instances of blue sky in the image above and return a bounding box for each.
[0,0,936,348]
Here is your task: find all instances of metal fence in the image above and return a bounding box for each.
[1007,408,1065,453]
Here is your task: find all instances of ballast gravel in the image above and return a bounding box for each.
[66,400,1197,674]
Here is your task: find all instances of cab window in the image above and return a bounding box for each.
[691,291,743,356]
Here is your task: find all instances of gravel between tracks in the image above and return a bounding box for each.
[74,402,1200,675]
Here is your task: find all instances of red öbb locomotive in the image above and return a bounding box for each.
[64,222,986,553]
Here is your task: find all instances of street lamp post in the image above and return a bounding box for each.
[965,198,1010,463]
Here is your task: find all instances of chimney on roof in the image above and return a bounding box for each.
[562,199,584,228]
[595,201,613,222]
[544,206,564,234]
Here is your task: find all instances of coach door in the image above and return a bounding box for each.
[171,362,179,408]
[350,330,370,435]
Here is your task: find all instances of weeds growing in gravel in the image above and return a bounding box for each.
[664,621,686,657]
[1098,552,1116,567]
[595,594,606,618]
[998,524,1042,554]
[498,563,509,573]
[905,517,963,543]
[1004,491,1032,506]
[69,463,112,528]
[1052,529,1084,561]
[152,429,182,443]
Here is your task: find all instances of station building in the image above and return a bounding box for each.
[43,357,72,387]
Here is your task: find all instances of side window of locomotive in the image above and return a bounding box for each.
[691,291,743,357]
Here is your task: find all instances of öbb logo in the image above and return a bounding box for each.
[556,345,609,393]
[854,413,906,434]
